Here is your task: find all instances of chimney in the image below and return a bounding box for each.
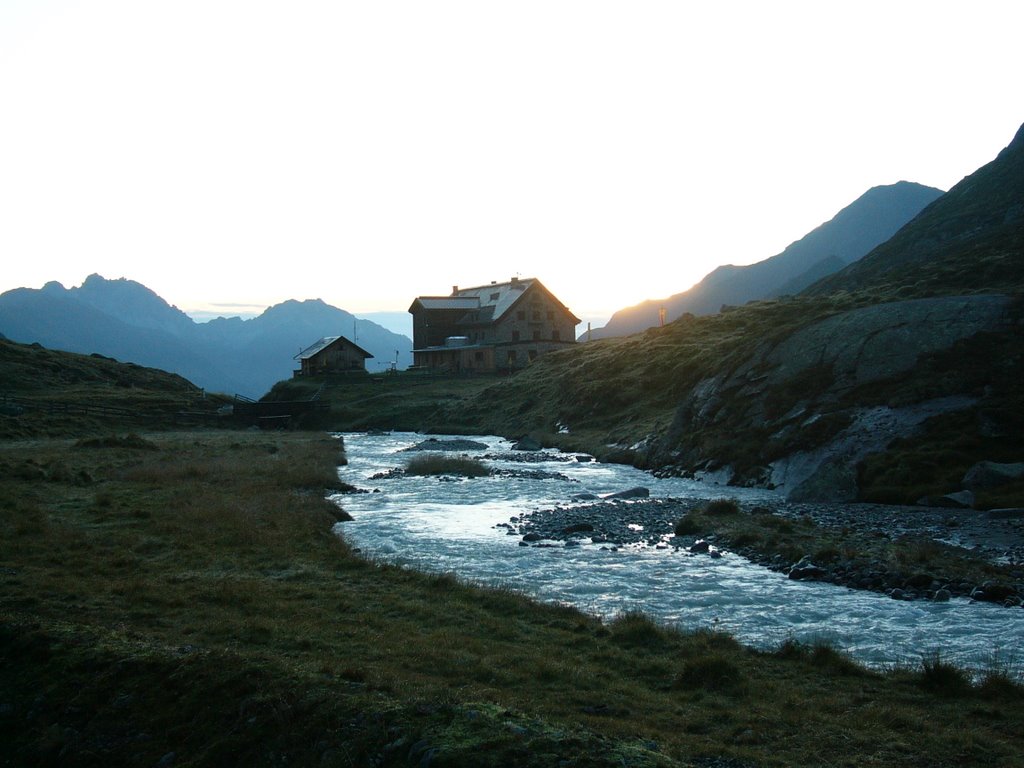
[510,276,519,285]
[451,285,459,295]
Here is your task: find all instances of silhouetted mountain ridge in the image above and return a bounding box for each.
[589,181,943,339]
[0,277,413,396]
[805,123,1024,298]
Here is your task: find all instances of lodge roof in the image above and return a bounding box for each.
[294,335,373,361]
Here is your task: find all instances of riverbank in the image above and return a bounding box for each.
[513,495,1024,605]
[2,431,1023,767]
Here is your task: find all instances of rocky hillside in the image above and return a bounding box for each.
[462,124,1024,508]
[588,181,943,339]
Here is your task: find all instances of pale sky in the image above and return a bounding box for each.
[1,1,1021,331]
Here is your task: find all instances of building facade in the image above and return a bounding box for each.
[408,277,579,372]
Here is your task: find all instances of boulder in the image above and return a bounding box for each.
[603,487,650,500]
[403,438,489,452]
[962,461,1024,491]
[786,461,859,503]
[512,436,543,451]
[562,523,595,535]
[988,508,1024,520]
[918,490,976,509]
[788,556,826,580]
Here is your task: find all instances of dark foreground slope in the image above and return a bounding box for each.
[460,124,1024,508]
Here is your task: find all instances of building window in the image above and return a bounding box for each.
[528,350,538,362]
[490,292,500,301]
[517,310,525,320]
[507,350,517,365]
[512,330,520,341]
[552,330,560,341]
[532,311,541,321]
[547,310,554,320]
[532,330,541,341]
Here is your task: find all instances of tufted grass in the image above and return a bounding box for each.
[1,431,1022,767]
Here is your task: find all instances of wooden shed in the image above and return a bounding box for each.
[294,336,373,377]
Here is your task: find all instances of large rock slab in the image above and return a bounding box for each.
[962,461,1024,491]
[764,295,1013,391]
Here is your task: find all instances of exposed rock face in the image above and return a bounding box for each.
[962,461,1024,491]
[651,295,1016,501]
[761,295,1012,392]
[774,397,977,502]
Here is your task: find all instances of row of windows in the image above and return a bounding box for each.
[467,329,563,343]
[511,330,560,341]
[516,309,556,321]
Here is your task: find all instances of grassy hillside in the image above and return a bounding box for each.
[3,431,1021,767]
[0,339,232,438]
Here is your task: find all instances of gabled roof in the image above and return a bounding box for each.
[409,277,580,325]
[451,278,534,322]
[295,335,373,360]
[409,296,480,312]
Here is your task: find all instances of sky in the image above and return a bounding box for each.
[1,1,1022,334]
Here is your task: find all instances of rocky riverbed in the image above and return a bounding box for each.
[508,495,1024,607]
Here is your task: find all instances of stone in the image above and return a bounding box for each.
[403,438,488,452]
[521,532,543,542]
[562,523,595,535]
[918,491,975,509]
[603,487,650,500]
[988,508,1024,520]
[788,561,826,580]
[932,589,952,602]
[961,461,1024,491]
[512,436,543,451]
[689,540,711,553]
[888,588,908,601]
[971,583,1019,603]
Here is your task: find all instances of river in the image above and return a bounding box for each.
[331,431,1021,673]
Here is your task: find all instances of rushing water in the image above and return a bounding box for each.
[332,431,1022,672]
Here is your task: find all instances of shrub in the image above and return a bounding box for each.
[609,610,669,648]
[919,651,972,696]
[674,513,703,536]
[404,455,490,478]
[704,498,740,516]
[673,653,746,694]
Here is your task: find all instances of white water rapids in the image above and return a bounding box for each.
[331,431,1021,673]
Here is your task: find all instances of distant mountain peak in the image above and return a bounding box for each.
[588,180,943,340]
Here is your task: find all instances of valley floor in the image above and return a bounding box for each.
[1,430,1022,767]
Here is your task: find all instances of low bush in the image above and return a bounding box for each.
[919,651,972,697]
[673,513,703,536]
[704,498,740,516]
[405,454,490,478]
[673,653,746,695]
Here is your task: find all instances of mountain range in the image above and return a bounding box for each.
[587,180,944,339]
[0,276,413,397]
[453,121,1024,505]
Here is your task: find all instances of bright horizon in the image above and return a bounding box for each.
[1,2,1022,332]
